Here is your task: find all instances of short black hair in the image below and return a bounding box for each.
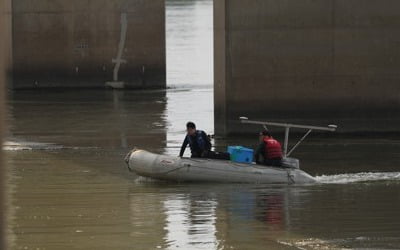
[186,121,196,129]
[260,130,271,137]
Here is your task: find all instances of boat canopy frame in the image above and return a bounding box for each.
[239,117,337,157]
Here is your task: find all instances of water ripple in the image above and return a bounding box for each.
[315,172,400,184]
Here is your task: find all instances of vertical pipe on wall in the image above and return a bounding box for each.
[214,0,228,135]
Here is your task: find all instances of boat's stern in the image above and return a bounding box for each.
[281,157,317,183]
[282,157,300,169]
[293,170,317,184]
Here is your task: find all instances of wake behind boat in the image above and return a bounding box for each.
[124,118,337,184]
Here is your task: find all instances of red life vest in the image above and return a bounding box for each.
[263,137,283,159]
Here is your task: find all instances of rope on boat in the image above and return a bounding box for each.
[287,169,295,184]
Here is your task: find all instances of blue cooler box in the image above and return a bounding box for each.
[227,146,254,164]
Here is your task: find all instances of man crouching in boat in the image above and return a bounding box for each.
[179,121,212,158]
[254,130,283,167]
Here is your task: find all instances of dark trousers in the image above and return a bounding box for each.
[191,150,230,160]
[264,158,283,167]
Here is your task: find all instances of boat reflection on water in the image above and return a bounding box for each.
[254,193,285,231]
[224,187,295,245]
[128,185,305,249]
[163,194,218,249]
[128,188,219,249]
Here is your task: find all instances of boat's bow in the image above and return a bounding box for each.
[125,148,182,178]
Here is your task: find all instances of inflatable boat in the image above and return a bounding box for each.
[125,149,317,184]
[124,118,337,184]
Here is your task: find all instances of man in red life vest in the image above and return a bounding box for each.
[254,130,283,167]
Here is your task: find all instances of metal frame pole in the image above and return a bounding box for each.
[283,127,289,157]
[287,129,312,157]
[240,117,337,157]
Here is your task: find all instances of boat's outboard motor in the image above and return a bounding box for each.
[282,157,300,169]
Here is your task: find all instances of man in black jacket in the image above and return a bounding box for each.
[179,122,211,158]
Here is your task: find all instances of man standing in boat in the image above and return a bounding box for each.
[254,130,283,167]
[179,122,212,158]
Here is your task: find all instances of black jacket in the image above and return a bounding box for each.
[179,130,211,157]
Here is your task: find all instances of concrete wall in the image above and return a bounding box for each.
[0,0,11,247]
[12,0,165,89]
[214,0,400,134]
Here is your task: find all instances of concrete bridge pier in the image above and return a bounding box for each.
[214,0,400,135]
[12,0,165,89]
[0,0,12,247]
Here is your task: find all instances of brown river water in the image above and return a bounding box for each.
[4,0,400,249]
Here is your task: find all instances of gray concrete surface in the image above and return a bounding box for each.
[0,0,11,247]
[12,0,165,89]
[214,0,400,134]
